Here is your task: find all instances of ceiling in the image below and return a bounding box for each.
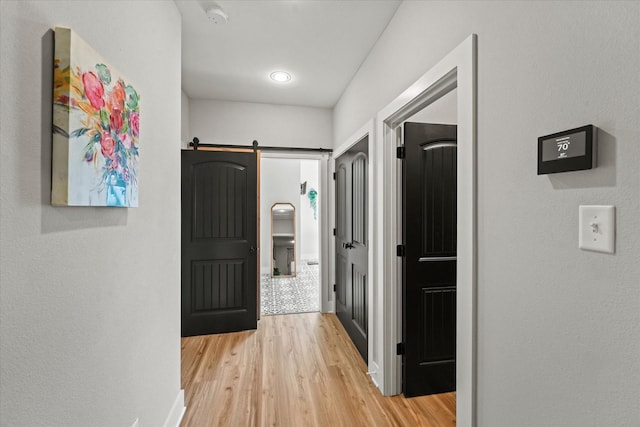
[175,0,401,108]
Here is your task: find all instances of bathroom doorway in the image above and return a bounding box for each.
[260,157,322,315]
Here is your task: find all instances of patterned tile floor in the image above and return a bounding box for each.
[260,260,320,315]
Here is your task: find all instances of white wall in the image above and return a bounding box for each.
[181,90,190,145]
[260,159,301,273]
[0,1,183,426]
[334,1,640,426]
[299,160,320,261]
[407,87,457,125]
[188,98,332,149]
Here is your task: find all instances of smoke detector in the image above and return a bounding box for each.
[204,2,228,24]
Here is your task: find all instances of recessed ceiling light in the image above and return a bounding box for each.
[270,71,292,83]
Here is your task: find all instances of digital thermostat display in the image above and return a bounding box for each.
[541,132,586,161]
[538,125,596,175]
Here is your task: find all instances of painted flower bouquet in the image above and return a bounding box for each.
[53,54,140,206]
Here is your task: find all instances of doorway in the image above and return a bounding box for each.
[375,35,476,425]
[260,156,322,316]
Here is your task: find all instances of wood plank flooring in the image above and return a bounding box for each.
[181,312,455,427]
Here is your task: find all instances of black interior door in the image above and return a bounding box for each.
[402,122,457,397]
[181,150,258,337]
[335,140,368,361]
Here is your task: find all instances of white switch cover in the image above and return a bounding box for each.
[579,205,615,254]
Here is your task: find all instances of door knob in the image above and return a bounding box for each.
[343,242,354,249]
[249,246,257,254]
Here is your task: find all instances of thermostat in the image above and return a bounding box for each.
[537,125,596,174]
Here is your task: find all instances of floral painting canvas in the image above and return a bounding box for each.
[52,27,139,207]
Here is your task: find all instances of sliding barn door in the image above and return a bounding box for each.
[181,150,258,336]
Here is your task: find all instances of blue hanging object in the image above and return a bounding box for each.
[308,188,318,220]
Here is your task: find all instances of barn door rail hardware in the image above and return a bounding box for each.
[189,138,332,154]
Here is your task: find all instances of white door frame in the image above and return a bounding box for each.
[260,152,331,314]
[375,35,477,426]
[331,120,379,386]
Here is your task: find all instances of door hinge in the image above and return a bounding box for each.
[396,146,406,159]
[333,284,337,292]
[396,342,405,355]
[333,228,336,236]
[333,172,336,180]
[396,244,405,257]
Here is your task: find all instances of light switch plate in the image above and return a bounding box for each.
[579,205,615,254]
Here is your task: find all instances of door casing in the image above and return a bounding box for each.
[260,152,330,314]
[375,35,477,427]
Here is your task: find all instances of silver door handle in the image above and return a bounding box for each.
[418,256,456,262]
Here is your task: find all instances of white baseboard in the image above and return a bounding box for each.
[368,361,381,391]
[163,389,185,427]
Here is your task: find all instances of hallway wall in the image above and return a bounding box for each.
[333,2,640,426]
[181,90,190,145]
[299,160,320,261]
[187,98,332,149]
[260,158,302,274]
[0,1,183,426]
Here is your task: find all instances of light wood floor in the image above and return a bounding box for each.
[181,312,455,427]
